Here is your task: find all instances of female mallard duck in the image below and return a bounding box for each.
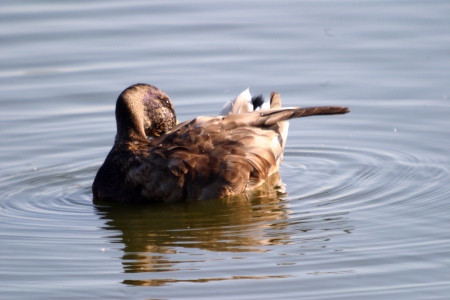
[92,83,349,202]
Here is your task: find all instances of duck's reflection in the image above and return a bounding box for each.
[94,174,352,286]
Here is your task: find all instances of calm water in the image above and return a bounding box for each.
[1,1,450,299]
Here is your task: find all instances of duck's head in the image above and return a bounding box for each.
[115,83,177,142]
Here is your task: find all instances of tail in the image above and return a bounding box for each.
[269,90,348,116]
[254,105,349,127]
[270,91,349,116]
[221,92,349,128]
[289,106,350,118]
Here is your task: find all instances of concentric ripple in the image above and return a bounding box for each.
[0,163,95,234]
[283,143,450,210]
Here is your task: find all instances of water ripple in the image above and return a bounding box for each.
[283,145,450,213]
[0,162,95,234]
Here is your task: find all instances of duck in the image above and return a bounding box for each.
[92,83,349,203]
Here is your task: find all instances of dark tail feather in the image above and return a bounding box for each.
[290,106,350,119]
[256,105,349,127]
[223,93,350,128]
[270,92,349,118]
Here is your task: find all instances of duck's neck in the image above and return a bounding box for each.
[115,94,149,144]
[115,117,148,144]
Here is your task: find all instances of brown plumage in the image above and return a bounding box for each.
[92,84,349,202]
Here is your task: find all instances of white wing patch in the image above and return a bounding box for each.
[219,88,252,115]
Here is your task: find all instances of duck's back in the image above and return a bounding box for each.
[139,114,283,201]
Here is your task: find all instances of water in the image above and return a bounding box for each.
[1,1,450,299]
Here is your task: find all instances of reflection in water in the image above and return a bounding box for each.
[94,173,352,286]
[123,275,293,287]
[95,173,289,251]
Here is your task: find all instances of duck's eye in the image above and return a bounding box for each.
[161,97,171,107]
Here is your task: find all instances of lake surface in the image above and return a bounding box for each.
[1,1,450,299]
